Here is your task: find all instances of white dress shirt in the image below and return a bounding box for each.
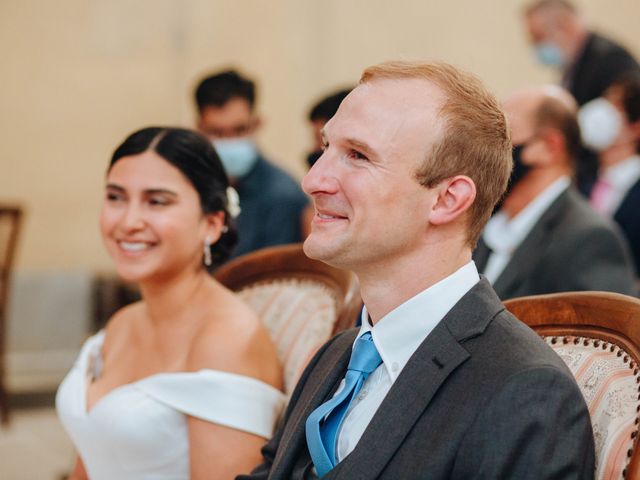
[333,261,480,462]
[482,176,570,283]
[592,155,640,216]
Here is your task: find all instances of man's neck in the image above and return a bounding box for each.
[601,142,637,168]
[356,235,472,324]
[565,23,590,64]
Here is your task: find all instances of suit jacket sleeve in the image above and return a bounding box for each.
[550,223,637,297]
[452,366,595,479]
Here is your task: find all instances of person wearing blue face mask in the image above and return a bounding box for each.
[524,0,639,107]
[194,70,309,259]
[523,0,640,196]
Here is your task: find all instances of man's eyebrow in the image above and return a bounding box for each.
[346,137,375,156]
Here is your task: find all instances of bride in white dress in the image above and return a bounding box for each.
[56,127,284,480]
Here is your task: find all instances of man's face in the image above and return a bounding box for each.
[197,97,257,140]
[526,11,550,45]
[302,78,444,273]
[503,93,547,168]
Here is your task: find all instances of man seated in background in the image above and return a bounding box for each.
[523,0,640,189]
[524,0,639,107]
[579,74,640,281]
[195,69,309,259]
[239,61,594,480]
[474,85,637,299]
[305,88,352,169]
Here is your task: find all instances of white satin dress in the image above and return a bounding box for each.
[56,331,285,480]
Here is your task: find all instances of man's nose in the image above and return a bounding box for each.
[302,150,338,196]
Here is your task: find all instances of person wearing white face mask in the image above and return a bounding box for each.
[523,0,640,192]
[578,74,640,278]
[194,70,309,260]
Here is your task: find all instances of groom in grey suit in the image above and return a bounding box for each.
[238,62,594,479]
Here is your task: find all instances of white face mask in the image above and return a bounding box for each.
[578,98,623,152]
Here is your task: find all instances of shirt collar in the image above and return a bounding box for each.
[356,261,480,382]
[483,176,570,254]
[601,155,640,192]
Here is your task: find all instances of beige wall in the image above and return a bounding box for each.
[1,0,639,270]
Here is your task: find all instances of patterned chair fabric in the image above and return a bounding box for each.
[214,243,362,398]
[504,291,640,480]
[544,336,640,480]
[238,279,338,396]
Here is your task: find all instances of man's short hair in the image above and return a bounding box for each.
[308,88,352,122]
[533,95,581,163]
[194,70,256,112]
[360,61,512,247]
[610,73,640,152]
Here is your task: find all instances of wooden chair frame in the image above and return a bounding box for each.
[0,205,23,425]
[504,291,640,480]
[214,243,362,335]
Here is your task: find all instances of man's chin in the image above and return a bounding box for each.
[303,236,348,270]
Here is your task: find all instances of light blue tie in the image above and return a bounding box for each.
[305,332,382,477]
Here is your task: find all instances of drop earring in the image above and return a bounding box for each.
[203,235,213,267]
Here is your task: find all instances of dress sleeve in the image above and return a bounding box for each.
[135,369,286,438]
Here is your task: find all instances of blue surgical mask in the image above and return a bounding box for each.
[213,138,258,179]
[534,42,566,67]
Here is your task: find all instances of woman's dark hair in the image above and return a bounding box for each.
[109,127,238,268]
[610,73,640,153]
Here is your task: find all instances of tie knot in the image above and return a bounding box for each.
[347,332,382,374]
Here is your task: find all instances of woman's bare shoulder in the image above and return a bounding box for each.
[187,290,283,390]
[102,301,145,352]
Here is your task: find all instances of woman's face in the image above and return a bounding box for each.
[99,150,221,283]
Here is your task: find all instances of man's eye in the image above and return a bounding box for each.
[321,140,329,151]
[347,149,368,161]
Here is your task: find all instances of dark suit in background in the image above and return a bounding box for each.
[239,280,594,479]
[474,188,637,299]
[581,177,640,277]
[563,32,640,106]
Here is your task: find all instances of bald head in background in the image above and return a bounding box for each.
[501,85,580,216]
[474,84,637,299]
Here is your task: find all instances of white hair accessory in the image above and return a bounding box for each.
[226,186,241,218]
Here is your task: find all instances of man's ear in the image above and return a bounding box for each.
[630,119,640,140]
[250,115,263,133]
[204,211,225,244]
[542,128,566,159]
[429,175,476,226]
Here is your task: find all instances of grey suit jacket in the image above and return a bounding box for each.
[238,279,595,480]
[474,188,637,300]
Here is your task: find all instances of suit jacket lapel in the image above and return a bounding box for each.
[493,190,568,297]
[273,331,356,475]
[329,280,502,479]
